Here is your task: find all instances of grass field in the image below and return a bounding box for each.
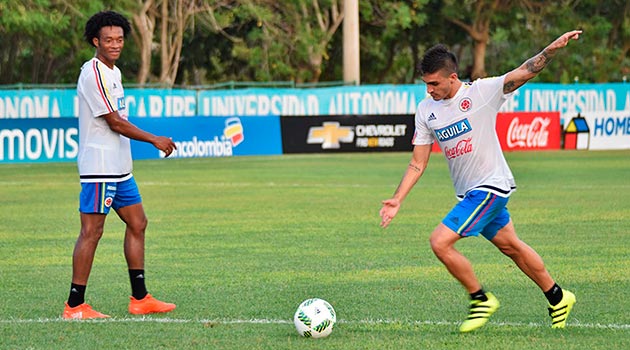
[1,150,629,349]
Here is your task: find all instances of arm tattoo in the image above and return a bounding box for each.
[504,80,517,93]
[526,50,551,74]
[408,163,422,172]
[504,49,554,94]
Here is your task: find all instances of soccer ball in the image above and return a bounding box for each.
[293,298,337,338]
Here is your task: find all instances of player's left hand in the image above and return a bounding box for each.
[550,30,582,50]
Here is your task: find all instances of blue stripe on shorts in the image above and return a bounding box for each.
[79,177,142,214]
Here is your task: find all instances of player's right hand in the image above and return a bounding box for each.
[379,198,401,228]
[154,136,177,157]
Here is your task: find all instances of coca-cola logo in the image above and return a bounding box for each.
[444,137,473,159]
[507,117,551,148]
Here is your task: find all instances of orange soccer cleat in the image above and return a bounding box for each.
[128,294,176,315]
[63,302,110,320]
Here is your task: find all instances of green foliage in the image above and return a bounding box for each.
[0,0,138,84]
[0,0,628,84]
[357,0,431,83]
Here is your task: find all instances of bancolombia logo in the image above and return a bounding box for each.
[161,118,244,158]
[0,127,78,161]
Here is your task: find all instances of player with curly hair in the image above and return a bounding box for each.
[63,10,177,319]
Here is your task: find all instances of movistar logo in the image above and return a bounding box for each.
[434,119,472,142]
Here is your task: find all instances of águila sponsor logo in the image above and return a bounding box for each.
[506,116,551,148]
[434,119,472,142]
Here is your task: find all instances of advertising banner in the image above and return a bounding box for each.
[131,116,282,159]
[500,83,630,115]
[280,115,414,153]
[0,89,198,119]
[562,110,630,150]
[1,116,282,164]
[198,85,421,117]
[2,83,628,119]
[124,89,197,117]
[0,89,77,119]
[0,118,78,163]
[495,112,561,151]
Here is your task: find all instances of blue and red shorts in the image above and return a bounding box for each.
[442,190,510,240]
[79,177,142,214]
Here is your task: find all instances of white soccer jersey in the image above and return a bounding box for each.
[413,74,516,199]
[76,58,132,183]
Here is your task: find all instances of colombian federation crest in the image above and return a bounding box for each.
[459,97,472,112]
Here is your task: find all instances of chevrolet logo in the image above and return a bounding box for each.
[307,122,354,149]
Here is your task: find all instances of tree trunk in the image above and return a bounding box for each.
[469,21,489,80]
[131,0,156,85]
[159,0,196,86]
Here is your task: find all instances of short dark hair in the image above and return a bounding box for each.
[84,11,131,47]
[419,44,458,75]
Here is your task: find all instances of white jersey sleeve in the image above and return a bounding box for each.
[78,60,120,117]
[412,96,436,146]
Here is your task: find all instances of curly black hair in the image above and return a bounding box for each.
[419,44,459,76]
[84,11,131,47]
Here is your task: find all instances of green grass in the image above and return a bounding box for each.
[1,150,629,349]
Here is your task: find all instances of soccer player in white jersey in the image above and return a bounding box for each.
[380,30,582,332]
[63,11,178,319]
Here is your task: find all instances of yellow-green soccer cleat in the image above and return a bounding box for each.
[548,289,576,328]
[459,292,500,333]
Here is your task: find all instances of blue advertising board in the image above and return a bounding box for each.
[500,83,630,115]
[2,83,629,119]
[0,118,79,163]
[1,116,281,164]
[130,116,282,159]
[196,85,421,116]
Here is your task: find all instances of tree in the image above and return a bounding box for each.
[0,0,93,84]
[492,0,630,83]
[130,0,201,86]
[441,0,514,80]
[130,0,156,84]
[0,0,628,85]
[357,0,435,84]
[195,0,344,83]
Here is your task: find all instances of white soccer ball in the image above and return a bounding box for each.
[293,298,337,338]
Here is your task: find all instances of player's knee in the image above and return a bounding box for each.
[496,239,527,259]
[498,244,517,257]
[79,225,104,242]
[130,215,148,234]
[429,235,448,258]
